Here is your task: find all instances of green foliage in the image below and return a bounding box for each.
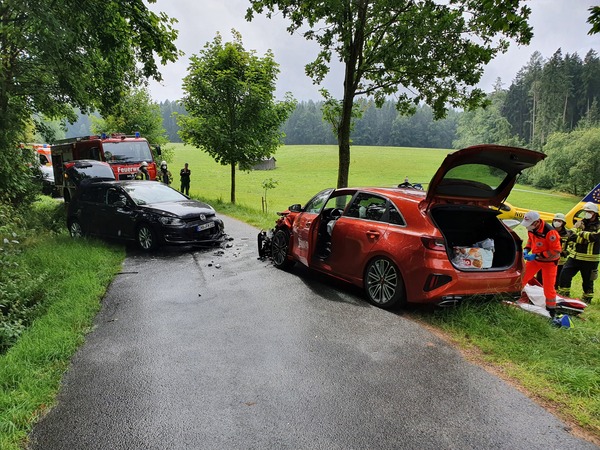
[526,127,600,196]
[0,0,180,206]
[179,30,296,203]
[247,0,532,188]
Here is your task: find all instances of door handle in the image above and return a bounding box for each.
[305,221,312,227]
[366,230,380,239]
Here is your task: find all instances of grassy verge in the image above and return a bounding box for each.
[0,232,124,450]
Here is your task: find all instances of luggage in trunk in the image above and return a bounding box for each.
[430,205,518,270]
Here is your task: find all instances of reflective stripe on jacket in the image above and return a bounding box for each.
[567,218,600,262]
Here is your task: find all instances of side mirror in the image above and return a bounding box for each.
[154,145,162,156]
[288,203,302,212]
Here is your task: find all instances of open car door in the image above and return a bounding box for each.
[291,188,334,267]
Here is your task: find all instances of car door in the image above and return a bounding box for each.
[74,185,107,236]
[325,192,391,281]
[97,187,137,239]
[291,189,334,267]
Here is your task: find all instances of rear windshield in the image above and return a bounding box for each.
[103,141,153,163]
[69,164,115,182]
[436,163,507,199]
[123,183,187,205]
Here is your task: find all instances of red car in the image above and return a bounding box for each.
[261,145,545,308]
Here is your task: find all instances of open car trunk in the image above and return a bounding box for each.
[430,205,519,270]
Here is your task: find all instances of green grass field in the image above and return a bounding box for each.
[166,143,580,231]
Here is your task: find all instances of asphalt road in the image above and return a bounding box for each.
[28,216,598,449]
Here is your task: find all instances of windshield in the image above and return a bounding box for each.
[435,164,507,199]
[124,182,188,205]
[103,141,153,164]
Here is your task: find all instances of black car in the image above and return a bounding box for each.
[67,180,225,250]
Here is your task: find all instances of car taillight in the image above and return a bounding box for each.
[421,236,446,251]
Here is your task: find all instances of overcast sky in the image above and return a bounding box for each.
[147,0,600,103]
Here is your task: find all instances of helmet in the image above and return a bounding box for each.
[583,202,599,214]
[553,213,566,223]
[140,161,148,167]
[161,160,167,167]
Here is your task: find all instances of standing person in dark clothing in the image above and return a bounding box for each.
[180,162,191,195]
[558,202,600,304]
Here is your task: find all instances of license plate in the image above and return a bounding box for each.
[197,222,215,231]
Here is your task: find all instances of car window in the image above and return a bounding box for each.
[345,193,387,222]
[79,186,106,204]
[388,204,406,226]
[106,188,125,206]
[304,189,333,214]
[438,164,504,198]
[322,194,353,213]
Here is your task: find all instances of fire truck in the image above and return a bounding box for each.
[51,133,161,201]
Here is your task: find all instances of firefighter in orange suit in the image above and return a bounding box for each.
[521,211,562,317]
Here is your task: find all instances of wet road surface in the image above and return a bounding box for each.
[28,216,598,449]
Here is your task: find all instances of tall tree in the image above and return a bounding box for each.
[0,0,179,204]
[178,30,296,204]
[247,0,532,188]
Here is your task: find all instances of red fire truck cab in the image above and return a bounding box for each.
[51,133,161,201]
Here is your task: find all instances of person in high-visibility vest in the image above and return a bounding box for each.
[521,210,562,317]
[558,202,600,304]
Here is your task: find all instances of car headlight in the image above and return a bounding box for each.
[159,216,184,226]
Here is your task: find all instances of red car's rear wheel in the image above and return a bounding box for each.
[365,257,405,308]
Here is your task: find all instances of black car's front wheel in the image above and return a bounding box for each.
[271,229,294,269]
[364,257,405,308]
[136,223,158,251]
[68,218,85,238]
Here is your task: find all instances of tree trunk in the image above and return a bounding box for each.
[230,163,236,204]
[336,2,366,189]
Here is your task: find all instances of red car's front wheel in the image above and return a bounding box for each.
[271,229,294,270]
[365,257,405,308]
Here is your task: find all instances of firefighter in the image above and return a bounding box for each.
[558,202,600,304]
[521,211,562,317]
[552,212,570,289]
[157,160,172,185]
[135,161,150,180]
